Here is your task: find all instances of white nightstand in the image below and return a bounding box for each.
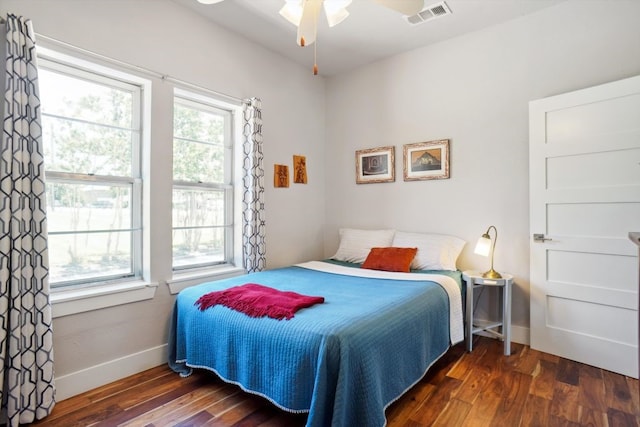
[462,270,513,356]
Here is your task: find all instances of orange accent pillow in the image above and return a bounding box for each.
[361,247,418,273]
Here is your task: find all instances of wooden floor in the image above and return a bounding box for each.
[29,337,639,427]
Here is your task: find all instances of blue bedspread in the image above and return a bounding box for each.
[169,262,461,427]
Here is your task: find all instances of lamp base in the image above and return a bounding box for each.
[482,269,503,279]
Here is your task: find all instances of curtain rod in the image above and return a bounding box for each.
[35,33,244,105]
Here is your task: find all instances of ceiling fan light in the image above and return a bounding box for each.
[197,0,224,4]
[323,0,351,27]
[279,2,303,26]
[324,7,349,27]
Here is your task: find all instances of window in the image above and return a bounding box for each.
[172,90,234,271]
[39,57,143,288]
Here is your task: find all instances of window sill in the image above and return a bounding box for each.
[50,280,159,318]
[167,265,246,295]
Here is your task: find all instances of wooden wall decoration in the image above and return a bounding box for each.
[274,164,289,188]
[293,155,307,184]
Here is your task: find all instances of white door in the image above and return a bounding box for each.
[529,75,640,378]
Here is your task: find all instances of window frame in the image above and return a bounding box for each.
[38,48,145,289]
[34,46,246,314]
[171,88,236,272]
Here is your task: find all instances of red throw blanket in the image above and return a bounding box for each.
[195,283,325,320]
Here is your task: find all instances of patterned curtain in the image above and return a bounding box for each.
[241,98,266,273]
[0,14,55,426]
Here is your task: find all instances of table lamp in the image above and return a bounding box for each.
[474,225,502,279]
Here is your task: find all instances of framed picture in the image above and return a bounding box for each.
[355,146,395,184]
[403,139,450,181]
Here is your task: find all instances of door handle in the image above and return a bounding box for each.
[533,233,552,242]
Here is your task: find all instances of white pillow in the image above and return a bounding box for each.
[392,231,466,271]
[332,228,395,263]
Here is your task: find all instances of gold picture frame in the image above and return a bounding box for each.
[355,146,395,184]
[403,139,450,181]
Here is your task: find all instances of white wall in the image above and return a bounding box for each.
[1,0,326,398]
[324,0,640,333]
[4,0,640,401]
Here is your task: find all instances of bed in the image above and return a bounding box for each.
[168,229,466,427]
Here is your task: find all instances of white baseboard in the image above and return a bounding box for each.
[53,325,531,401]
[511,324,530,346]
[55,344,168,401]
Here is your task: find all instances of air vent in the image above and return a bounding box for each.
[405,1,452,25]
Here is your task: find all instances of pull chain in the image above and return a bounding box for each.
[313,1,318,75]
[313,39,318,75]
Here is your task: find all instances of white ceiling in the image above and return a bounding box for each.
[171,0,566,76]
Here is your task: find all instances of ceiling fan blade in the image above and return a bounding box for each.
[372,0,424,16]
[297,0,323,46]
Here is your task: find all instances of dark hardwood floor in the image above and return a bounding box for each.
[29,336,639,427]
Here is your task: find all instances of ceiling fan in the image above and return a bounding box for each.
[196,0,426,74]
